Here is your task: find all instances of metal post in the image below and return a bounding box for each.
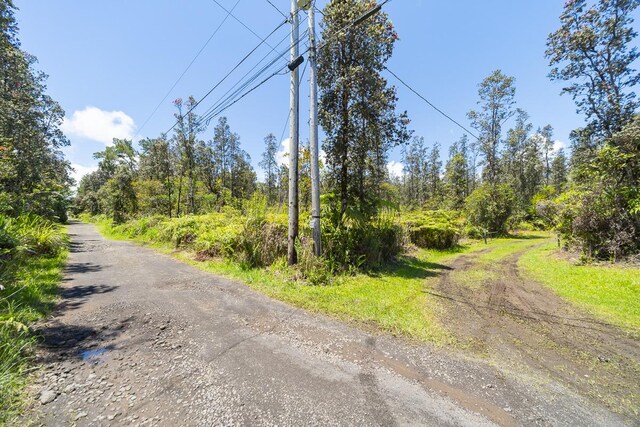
[288,0,300,265]
[308,2,321,257]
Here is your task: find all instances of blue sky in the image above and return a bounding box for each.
[16,1,594,184]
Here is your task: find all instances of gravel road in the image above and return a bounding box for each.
[26,221,630,426]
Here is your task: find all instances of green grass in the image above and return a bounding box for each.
[91,215,535,344]
[93,215,638,343]
[519,242,640,335]
[182,252,454,343]
[0,219,67,425]
[475,232,549,262]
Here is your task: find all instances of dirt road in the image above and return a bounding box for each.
[26,222,630,426]
[435,247,640,420]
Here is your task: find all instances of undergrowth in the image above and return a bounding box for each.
[0,214,67,424]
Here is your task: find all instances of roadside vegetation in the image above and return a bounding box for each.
[1,0,639,420]
[520,242,640,335]
[71,0,639,347]
[1,2,72,423]
[85,210,531,343]
[0,215,67,423]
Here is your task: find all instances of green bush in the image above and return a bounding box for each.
[401,210,461,249]
[194,224,242,259]
[546,186,640,261]
[321,197,407,270]
[464,183,516,235]
[0,214,66,257]
[235,195,287,268]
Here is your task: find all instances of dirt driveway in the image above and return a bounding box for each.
[434,246,640,420]
[26,222,631,426]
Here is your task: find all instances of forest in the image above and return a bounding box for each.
[69,0,640,266]
[0,0,639,423]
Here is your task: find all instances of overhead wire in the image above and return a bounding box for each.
[384,67,480,141]
[265,0,289,20]
[164,17,289,135]
[198,37,309,126]
[210,0,281,55]
[133,0,242,140]
[197,23,309,126]
[167,0,394,137]
[199,53,311,126]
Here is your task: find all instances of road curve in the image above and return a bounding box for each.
[27,221,627,426]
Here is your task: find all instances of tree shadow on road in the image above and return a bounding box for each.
[367,256,453,280]
[55,284,118,311]
[34,315,135,365]
[63,262,103,274]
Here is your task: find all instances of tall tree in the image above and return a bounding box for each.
[443,151,469,210]
[139,136,174,217]
[546,0,639,138]
[317,0,410,214]
[402,136,428,206]
[0,0,71,220]
[467,70,516,185]
[212,117,238,196]
[172,97,202,215]
[502,109,534,212]
[550,148,568,193]
[93,139,138,223]
[259,133,278,204]
[539,125,554,185]
[426,142,443,203]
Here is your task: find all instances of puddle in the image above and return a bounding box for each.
[81,348,109,365]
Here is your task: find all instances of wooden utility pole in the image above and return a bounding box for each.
[288,0,300,265]
[308,1,321,256]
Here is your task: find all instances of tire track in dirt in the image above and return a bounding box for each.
[433,244,640,421]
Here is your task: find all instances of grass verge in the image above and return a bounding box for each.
[519,241,640,334]
[0,222,67,425]
[89,215,542,344]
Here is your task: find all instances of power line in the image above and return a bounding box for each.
[133,0,242,139]
[164,18,288,135]
[384,67,480,141]
[200,67,288,123]
[197,17,306,121]
[200,39,308,125]
[210,0,281,55]
[265,0,288,20]
[199,53,287,125]
[198,25,309,126]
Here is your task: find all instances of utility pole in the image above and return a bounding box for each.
[287,0,300,265]
[308,1,321,256]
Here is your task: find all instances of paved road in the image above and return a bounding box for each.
[28,222,627,426]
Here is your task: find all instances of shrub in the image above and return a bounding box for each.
[1,214,66,257]
[235,195,287,268]
[194,224,242,259]
[296,238,334,286]
[401,210,461,249]
[158,216,200,247]
[549,187,639,261]
[464,183,516,235]
[321,196,407,270]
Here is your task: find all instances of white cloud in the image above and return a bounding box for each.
[62,106,135,145]
[387,160,404,178]
[276,138,290,166]
[552,139,566,153]
[70,163,98,186]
